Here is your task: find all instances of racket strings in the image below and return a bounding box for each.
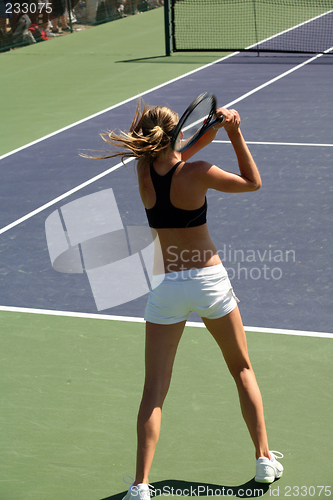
[172,93,217,152]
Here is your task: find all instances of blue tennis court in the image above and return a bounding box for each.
[0,4,332,499]
[1,52,332,333]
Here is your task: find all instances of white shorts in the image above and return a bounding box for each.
[144,263,239,325]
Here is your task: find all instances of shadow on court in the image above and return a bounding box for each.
[101,478,272,499]
[115,55,228,64]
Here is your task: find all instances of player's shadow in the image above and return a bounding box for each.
[101,477,271,499]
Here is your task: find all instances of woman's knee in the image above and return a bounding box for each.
[227,359,253,383]
[142,378,171,406]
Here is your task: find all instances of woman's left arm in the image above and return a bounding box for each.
[181,127,219,162]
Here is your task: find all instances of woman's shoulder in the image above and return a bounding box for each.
[179,159,214,179]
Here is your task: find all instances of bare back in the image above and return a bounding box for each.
[137,154,221,274]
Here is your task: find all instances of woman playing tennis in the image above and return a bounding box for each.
[94,98,283,498]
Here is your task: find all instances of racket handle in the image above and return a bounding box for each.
[212,115,224,130]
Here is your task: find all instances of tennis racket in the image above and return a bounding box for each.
[170,92,224,153]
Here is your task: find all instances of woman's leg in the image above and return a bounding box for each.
[134,320,186,486]
[202,306,270,460]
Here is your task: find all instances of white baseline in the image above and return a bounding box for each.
[0,306,331,338]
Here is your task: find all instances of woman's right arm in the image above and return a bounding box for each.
[200,108,262,193]
[226,127,262,190]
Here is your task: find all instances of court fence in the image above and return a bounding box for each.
[0,0,162,53]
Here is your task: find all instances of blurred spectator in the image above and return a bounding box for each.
[0,0,10,49]
[51,0,70,32]
[1,0,163,49]
[0,0,11,31]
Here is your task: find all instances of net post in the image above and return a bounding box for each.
[164,0,172,56]
[252,0,260,56]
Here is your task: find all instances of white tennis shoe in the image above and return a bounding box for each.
[122,482,152,500]
[255,450,284,483]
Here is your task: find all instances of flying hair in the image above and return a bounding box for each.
[81,99,179,166]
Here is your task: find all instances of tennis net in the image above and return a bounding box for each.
[167,0,333,54]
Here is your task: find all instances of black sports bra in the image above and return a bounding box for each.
[145,161,207,229]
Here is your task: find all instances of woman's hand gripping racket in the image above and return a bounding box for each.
[170,93,225,153]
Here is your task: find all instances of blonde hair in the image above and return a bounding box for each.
[83,99,178,166]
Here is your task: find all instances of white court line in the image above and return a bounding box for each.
[0,305,331,338]
[0,52,238,163]
[0,51,329,237]
[0,158,133,236]
[187,322,333,339]
[223,48,332,109]
[245,9,333,51]
[214,140,333,147]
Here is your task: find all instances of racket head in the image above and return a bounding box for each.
[171,93,217,153]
